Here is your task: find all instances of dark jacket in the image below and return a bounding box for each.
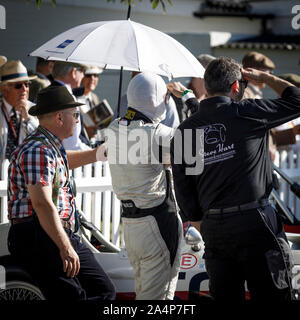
[171,86,300,221]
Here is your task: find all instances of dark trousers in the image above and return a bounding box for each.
[7,218,116,300]
[200,205,293,302]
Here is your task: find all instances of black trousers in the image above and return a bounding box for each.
[200,205,294,302]
[7,218,116,300]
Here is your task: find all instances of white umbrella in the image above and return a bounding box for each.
[30,19,205,114]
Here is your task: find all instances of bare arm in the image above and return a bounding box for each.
[166,82,188,98]
[66,143,107,169]
[242,68,295,97]
[27,183,80,278]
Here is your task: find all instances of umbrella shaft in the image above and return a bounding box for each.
[117,67,123,118]
[127,5,131,20]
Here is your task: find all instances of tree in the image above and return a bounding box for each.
[30,0,173,12]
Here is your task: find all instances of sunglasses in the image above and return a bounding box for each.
[11,81,30,89]
[71,111,80,119]
[231,79,248,89]
[62,111,80,120]
[239,79,248,88]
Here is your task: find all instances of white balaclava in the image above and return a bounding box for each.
[127,72,166,124]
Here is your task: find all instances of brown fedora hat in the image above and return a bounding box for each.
[242,51,275,71]
[0,60,37,85]
[29,86,84,116]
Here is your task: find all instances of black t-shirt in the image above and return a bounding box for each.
[171,86,300,221]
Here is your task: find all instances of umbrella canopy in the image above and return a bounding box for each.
[30,19,205,79]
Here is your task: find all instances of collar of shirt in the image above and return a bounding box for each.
[3,98,14,115]
[38,125,64,152]
[248,83,262,98]
[53,79,73,95]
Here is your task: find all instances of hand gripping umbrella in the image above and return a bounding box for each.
[30,19,205,116]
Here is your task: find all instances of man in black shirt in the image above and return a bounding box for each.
[167,57,300,301]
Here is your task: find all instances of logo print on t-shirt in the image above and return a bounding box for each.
[201,123,236,165]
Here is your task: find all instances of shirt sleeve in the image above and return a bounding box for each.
[170,127,203,222]
[152,123,176,164]
[237,86,300,129]
[20,145,56,187]
[184,97,200,115]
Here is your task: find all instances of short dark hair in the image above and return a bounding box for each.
[36,57,53,68]
[204,57,241,95]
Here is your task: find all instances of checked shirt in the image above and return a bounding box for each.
[7,126,75,222]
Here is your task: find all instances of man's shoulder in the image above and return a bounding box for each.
[91,92,100,104]
[17,133,55,156]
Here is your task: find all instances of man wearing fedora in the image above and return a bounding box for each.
[0,60,39,167]
[7,85,115,300]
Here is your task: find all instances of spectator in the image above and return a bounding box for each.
[242,51,277,160]
[29,57,54,102]
[105,72,182,300]
[77,65,102,111]
[0,60,38,164]
[272,74,300,151]
[7,85,115,300]
[75,65,103,140]
[167,57,300,301]
[242,51,275,99]
[51,61,91,150]
[188,54,216,102]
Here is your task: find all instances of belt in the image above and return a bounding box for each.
[11,216,35,225]
[205,199,270,215]
[11,216,72,229]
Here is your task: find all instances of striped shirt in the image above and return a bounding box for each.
[7,126,75,222]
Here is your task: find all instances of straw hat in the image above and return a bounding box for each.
[0,55,7,68]
[84,65,103,75]
[0,60,37,85]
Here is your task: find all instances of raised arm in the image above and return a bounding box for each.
[66,143,107,169]
[241,68,295,97]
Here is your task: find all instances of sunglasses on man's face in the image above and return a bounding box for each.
[239,79,248,89]
[61,111,80,120]
[11,81,30,90]
[70,111,80,120]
